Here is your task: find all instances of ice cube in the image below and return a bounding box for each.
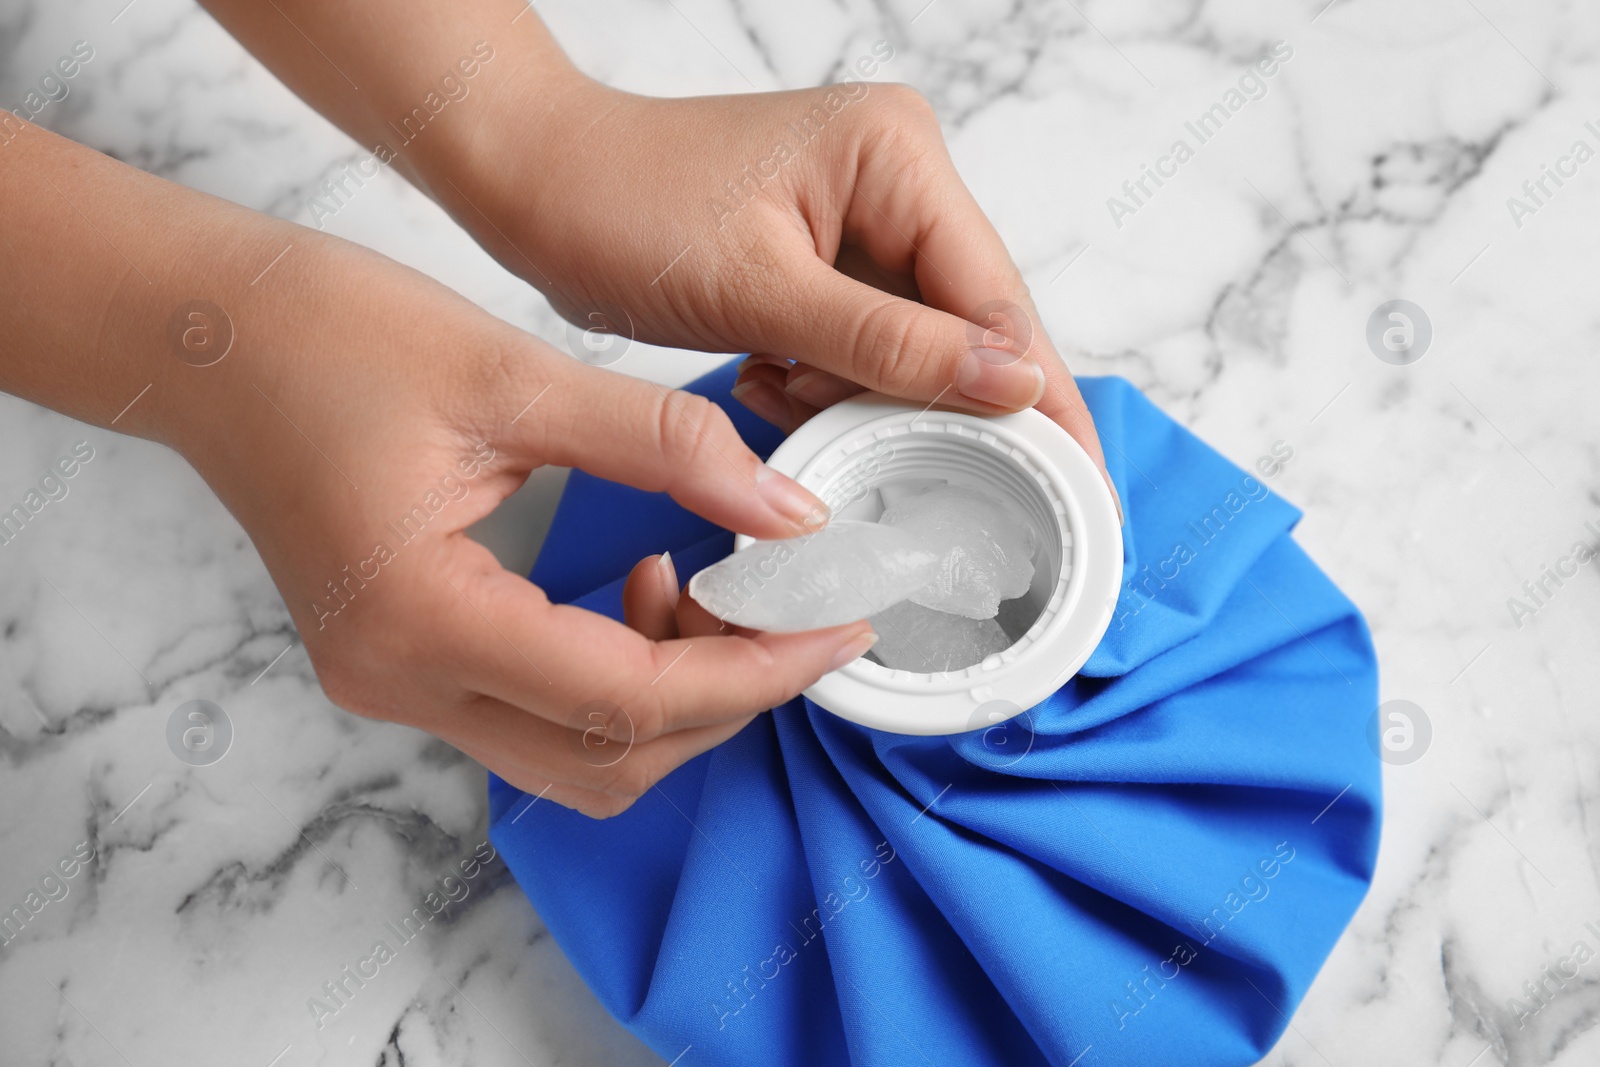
[687,520,940,632]
[867,600,1012,672]
[880,484,1037,619]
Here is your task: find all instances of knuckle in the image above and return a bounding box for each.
[577,792,637,820]
[457,324,547,444]
[608,668,665,742]
[621,675,670,743]
[312,661,381,719]
[879,83,937,122]
[856,84,948,178]
[863,84,941,145]
[720,225,787,279]
[305,593,459,724]
[741,639,788,700]
[654,389,729,477]
[304,636,375,715]
[852,299,936,394]
[595,753,659,801]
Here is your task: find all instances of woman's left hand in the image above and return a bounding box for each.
[444,68,1110,490]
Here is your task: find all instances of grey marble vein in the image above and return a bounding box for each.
[2,0,1599,1064]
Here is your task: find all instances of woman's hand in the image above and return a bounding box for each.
[3,0,1118,823]
[0,125,874,820]
[448,70,1111,487]
[179,238,876,819]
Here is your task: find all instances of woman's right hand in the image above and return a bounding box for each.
[3,124,875,818]
[174,235,879,818]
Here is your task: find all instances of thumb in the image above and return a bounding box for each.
[516,357,829,540]
[756,254,1048,416]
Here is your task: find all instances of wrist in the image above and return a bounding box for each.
[158,233,521,536]
[149,233,350,468]
[0,123,340,459]
[418,56,619,279]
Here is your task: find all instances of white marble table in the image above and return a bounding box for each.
[3,0,1598,1064]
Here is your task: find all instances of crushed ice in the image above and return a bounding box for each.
[685,520,940,632]
[866,599,1013,674]
[687,484,1040,670]
[879,484,1037,620]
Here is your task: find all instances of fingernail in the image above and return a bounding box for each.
[657,551,680,605]
[755,463,830,530]
[784,370,855,409]
[828,630,878,672]
[1109,481,1125,527]
[955,347,1046,409]
[732,380,790,428]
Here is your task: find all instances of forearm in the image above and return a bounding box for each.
[0,122,308,448]
[195,0,583,214]
[0,121,502,485]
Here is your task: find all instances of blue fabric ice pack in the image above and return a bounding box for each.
[489,362,1381,1067]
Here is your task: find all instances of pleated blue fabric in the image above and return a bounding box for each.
[490,361,1381,1067]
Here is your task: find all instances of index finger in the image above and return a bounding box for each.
[845,113,1115,496]
[447,564,877,745]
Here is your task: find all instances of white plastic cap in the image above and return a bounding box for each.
[739,391,1126,735]
[737,393,1124,737]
